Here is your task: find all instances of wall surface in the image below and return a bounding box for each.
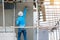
[15,2,33,26]
[0,2,33,40]
[0,4,3,26]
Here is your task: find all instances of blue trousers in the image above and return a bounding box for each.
[18,28,27,40]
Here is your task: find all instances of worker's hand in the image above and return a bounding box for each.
[25,6,28,8]
[25,6,29,11]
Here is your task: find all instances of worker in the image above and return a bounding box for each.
[16,6,27,40]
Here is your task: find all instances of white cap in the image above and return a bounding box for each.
[18,11,23,16]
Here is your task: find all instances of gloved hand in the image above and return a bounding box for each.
[24,6,28,11]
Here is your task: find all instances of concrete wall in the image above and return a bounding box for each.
[15,3,33,26]
[0,4,3,26]
[0,2,33,40]
[3,2,33,26]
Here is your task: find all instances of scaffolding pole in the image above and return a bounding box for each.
[2,0,6,32]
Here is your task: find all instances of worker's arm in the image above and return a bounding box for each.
[16,18,20,26]
[23,6,27,17]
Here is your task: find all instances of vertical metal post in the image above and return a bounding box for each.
[2,0,5,32]
[36,0,39,40]
[56,20,60,40]
[13,2,15,26]
[13,0,16,33]
[49,31,51,40]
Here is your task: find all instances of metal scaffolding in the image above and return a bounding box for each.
[0,0,60,40]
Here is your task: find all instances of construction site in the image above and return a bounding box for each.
[0,0,60,40]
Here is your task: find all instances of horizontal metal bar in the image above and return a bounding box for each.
[46,12,60,13]
[38,1,60,2]
[40,20,58,21]
[40,18,58,21]
[38,26,59,30]
[3,26,35,29]
[12,27,34,29]
[2,0,58,3]
[0,31,14,33]
[46,13,60,14]
[39,4,60,6]
[40,14,60,17]
[39,8,60,10]
[4,1,60,2]
[2,1,60,3]
[0,26,58,30]
[45,8,60,9]
[44,4,60,6]
[4,1,33,3]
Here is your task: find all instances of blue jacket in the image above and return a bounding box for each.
[16,7,27,27]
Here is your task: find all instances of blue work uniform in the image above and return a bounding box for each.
[16,7,27,40]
